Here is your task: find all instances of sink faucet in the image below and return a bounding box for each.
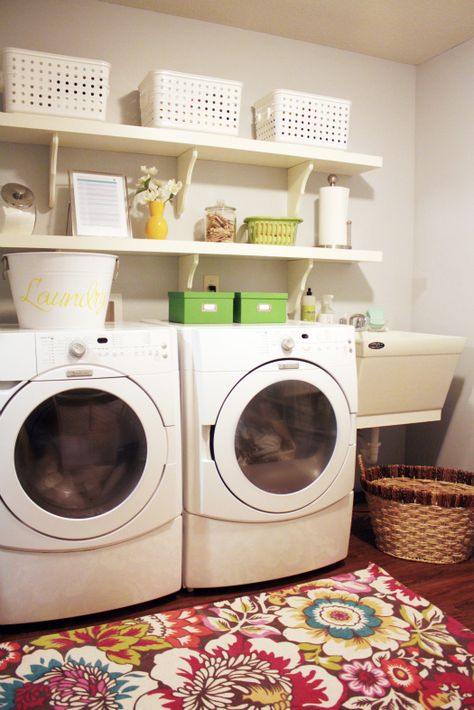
[349,313,369,331]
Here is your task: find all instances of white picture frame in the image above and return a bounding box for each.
[70,171,132,238]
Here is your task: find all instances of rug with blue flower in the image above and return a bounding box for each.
[1,563,473,709]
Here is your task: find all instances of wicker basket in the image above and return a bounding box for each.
[358,456,474,564]
[244,217,303,246]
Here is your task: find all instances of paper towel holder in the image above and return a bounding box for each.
[0,183,36,236]
[1,183,35,210]
[329,174,352,249]
[328,174,352,249]
[318,174,352,250]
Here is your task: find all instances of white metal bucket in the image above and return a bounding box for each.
[2,251,119,329]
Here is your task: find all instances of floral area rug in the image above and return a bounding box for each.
[1,562,473,709]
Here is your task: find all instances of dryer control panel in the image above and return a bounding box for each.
[35,327,176,375]
[186,323,355,372]
[275,326,355,360]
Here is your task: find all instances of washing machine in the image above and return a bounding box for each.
[0,323,182,624]
[178,323,357,589]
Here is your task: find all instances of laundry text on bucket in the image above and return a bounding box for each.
[20,277,109,315]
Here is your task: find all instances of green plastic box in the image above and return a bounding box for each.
[168,291,234,324]
[233,292,288,323]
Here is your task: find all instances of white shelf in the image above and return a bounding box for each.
[0,234,382,262]
[0,113,383,214]
[0,236,382,318]
[0,113,383,172]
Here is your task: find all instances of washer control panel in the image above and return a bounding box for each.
[35,327,175,374]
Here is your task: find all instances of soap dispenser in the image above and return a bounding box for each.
[301,288,316,322]
[318,294,335,324]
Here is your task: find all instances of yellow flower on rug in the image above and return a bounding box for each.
[31,621,171,665]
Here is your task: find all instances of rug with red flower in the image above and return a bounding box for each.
[1,563,473,709]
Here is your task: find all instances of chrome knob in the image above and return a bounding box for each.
[69,341,87,359]
[281,337,295,352]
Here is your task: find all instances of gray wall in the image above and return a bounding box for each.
[406,39,474,469]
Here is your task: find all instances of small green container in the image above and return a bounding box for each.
[234,292,288,324]
[244,217,303,246]
[169,291,234,324]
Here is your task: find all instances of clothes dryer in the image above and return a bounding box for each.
[0,324,181,624]
[178,323,357,588]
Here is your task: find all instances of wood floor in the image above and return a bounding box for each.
[2,496,473,641]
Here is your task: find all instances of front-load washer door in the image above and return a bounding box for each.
[212,360,352,513]
[0,376,168,539]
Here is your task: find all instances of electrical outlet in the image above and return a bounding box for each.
[203,274,220,291]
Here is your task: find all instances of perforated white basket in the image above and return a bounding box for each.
[2,47,110,120]
[139,70,242,135]
[254,89,351,149]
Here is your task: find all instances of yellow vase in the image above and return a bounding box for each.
[145,200,168,240]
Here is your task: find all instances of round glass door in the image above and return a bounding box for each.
[15,388,146,519]
[212,362,352,513]
[235,379,336,494]
[1,376,168,539]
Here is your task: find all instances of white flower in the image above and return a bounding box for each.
[133,166,182,206]
[140,164,158,176]
[167,179,182,195]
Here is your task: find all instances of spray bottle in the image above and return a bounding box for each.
[318,294,335,324]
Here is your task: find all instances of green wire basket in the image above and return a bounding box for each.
[243,216,303,246]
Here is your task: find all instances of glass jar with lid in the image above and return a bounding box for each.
[205,202,236,242]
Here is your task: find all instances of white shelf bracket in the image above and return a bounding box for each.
[175,148,198,217]
[178,253,199,291]
[287,258,313,319]
[49,132,59,208]
[287,161,313,217]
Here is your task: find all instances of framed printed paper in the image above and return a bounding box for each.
[70,171,132,238]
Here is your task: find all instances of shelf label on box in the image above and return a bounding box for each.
[257,303,271,312]
[201,303,218,312]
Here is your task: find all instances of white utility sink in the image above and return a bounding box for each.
[356,330,466,428]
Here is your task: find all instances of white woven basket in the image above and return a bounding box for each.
[2,47,110,120]
[254,89,351,149]
[139,70,242,135]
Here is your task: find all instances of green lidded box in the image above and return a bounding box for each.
[233,292,288,324]
[168,291,234,324]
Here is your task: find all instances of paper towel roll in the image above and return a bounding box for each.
[318,185,350,248]
[0,203,36,236]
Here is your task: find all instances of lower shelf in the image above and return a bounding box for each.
[0,235,382,320]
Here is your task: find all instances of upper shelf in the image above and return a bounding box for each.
[0,112,383,174]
